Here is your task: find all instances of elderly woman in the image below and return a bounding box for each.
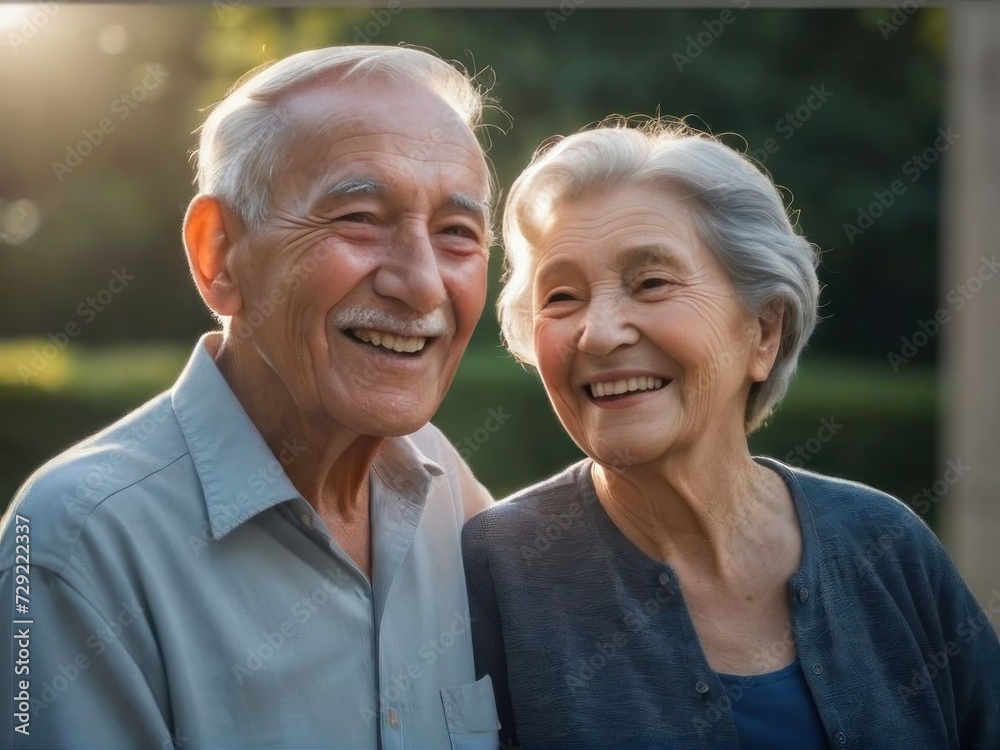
[462,122,1000,749]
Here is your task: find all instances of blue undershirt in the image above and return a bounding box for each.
[718,661,828,750]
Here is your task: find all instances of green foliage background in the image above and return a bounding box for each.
[1,6,947,525]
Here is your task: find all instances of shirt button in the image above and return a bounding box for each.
[694,681,709,694]
[386,708,400,731]
[835,730,847,744]
[300,513,312,528]
[797,586,809,602]
[812,663,824,675]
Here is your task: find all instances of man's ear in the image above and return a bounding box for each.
[749,300,785,384]
[182,195,245,318]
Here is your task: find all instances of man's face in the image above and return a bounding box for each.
[230,78,490,438]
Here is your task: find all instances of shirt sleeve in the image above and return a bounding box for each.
[461,519,516,749]
[1,565,174,750]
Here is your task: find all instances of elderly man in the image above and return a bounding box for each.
[0,46,500,749]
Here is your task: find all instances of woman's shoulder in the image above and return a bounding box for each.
[757,455,947,564]
[462,459,592,544]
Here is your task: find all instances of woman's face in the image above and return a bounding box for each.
[531,185,775,470]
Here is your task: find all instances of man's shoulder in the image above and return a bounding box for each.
[0,391,190,573]
[406,423,494,520]
[463,459,589,543]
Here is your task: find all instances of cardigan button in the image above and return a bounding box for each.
[694,681,710,694]
[386,707,400,731]
[835,730,847,744]
[797,586,809,602]
[812,663,824,675]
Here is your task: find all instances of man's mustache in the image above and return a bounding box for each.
[331,306,454,338]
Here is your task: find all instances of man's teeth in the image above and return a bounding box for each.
[352,328,427,353]
[589,376,664,398]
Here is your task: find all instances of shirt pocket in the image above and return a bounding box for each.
[439,674,500,750]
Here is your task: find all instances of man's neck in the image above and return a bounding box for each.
[209,332,383,520]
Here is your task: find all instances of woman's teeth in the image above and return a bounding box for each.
[589,376,664,398]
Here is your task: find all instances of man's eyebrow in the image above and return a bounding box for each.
[319,178,385,202]
[447,192,489,222]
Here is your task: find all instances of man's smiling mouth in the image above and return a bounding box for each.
[348,327,429,354]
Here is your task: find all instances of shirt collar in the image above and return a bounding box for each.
[171,333,444,541]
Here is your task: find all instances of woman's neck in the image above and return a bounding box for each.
[592,445,797,580]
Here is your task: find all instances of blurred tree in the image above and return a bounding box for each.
[1,6,946,364]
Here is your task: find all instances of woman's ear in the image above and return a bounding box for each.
[749,300,785,383]
[182,195,245,318]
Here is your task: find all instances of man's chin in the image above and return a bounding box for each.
[337,402,438,439]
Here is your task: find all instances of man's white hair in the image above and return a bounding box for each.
[194,45,489,231]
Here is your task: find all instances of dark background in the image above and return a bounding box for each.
[0,6,943,525]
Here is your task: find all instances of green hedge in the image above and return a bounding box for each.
[0,343,939,530]
[437,352,940,528]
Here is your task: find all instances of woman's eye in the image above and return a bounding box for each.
[637,277,670,290]
[545,292,576,305]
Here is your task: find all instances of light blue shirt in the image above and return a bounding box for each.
[0,333,499,750]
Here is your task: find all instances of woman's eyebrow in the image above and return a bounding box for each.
[611,244,687,273]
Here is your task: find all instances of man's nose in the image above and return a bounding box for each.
[576,295,639,356]
[373,224,448,314]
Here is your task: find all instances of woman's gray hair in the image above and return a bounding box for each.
[498,121,821,432]
[194,45,490,232]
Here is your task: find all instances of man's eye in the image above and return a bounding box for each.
[338,212,372,223]
[443,225,474,238]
